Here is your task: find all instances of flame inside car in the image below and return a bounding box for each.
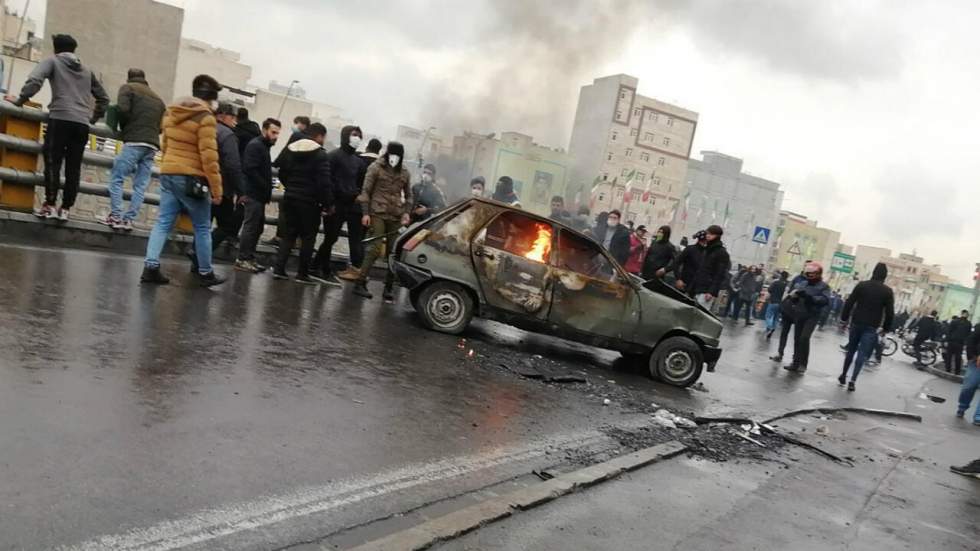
[524,224,552,263]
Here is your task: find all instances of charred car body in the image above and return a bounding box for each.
[390,198,723,387]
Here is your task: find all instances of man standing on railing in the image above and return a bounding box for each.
[99,68,165,230]
[140,74,224,287]
[235,118,281,273]
[8,34,109,221]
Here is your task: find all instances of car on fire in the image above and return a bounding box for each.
[389,198,723,387]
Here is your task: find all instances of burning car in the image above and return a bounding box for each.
[390,198,723,387]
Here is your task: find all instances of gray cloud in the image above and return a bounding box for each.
[873,165,962,240]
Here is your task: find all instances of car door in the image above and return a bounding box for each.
[549,229,640,343]
[471,211,555,320]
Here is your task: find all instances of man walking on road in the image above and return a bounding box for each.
[688,225,730,309]
[11,34,109,221]
[311,125,364,286]
[99,68,165,230]
[140,74,224,287]
[838,262,895,391]
[353,141,412,302]
[945,310,971,375]
[333,138,381,280]
[781,262,831,374]
[272,123,330,285]
[208,103,245,251]
[955,324,980,425]
[236,118,281,273]
[732,265,762,326]
[765,271,789,339]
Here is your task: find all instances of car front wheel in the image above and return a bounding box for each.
[650,336,704,387]
[417,281,475,335]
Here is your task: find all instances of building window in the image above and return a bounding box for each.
[598,192,606,201]
[666,117,674,126]
[647,111,657,122]
[616,189,624,198]
[630,128,638,137]
[662,137,670,146]
[620,90,627,99]
[602,173,608,181]
[644,132,654,141]
[657,157,666,166]
[636,172,645,181]
[633,107,641,117]
[615,110,622,119]
[625,148,633,157]
[640,152,650,162]
[611,131,618,141]
[621,168,630,177]
[607,152,613,161]
[653,177,661,186]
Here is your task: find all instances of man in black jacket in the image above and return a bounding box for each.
[689,225,730,309]
[660,230,705,296]
[335,138,381,280]
[956,323,980,423]
[913,310,941,367]
[234,108,261,158]
[838,262,895,390]
[642,225,676,280]
[236,118,281,273]
[311,125,364,286]
[595,209,631,266]
[411,163,448,223]
[946,310,972,375]
[765,271,789,339]
[272,123,330,284]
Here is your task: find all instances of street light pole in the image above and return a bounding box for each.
[467,132,495,182]
[276,79,299,120]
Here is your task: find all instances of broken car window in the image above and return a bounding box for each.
[557,230,621,283]
[484,212,553,264]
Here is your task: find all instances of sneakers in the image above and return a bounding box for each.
[271,270,289,280]
[956,410,965,418]
[765,330,774,341]
[57,207,70,221]
[337,267,361,281]
[838,374,847,386]
[120,218,134,231]
[353,281,373,299]
[745,321,755,326]
[235,259,261,273]
[783,364,806,373]
[950,460,980,479]
[34,204,55,219]
[310,272,343,287]
[97,213,123,228]
[382,286,395,304]
[253,262,268,273]
[197,271,226,287]
[847,381,856,392]
[769,355,783,362]
[140,266,170,285]
[295,275,318,285]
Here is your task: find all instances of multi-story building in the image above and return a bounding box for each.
[568,74,698,229]
[1,0,38,59]
[45,0,183,103]
[173,38,251,100]
[396,125,448,170]
[452,131,570,216]
[770,211,840,275]
[676,151,783,268]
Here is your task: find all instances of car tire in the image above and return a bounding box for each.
[649,336,704,388]
[417,281,474,335]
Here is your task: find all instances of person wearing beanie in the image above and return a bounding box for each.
[99,68,166,230]
[9,33,109,221]
[781,261,831,374]
[688,224,731,309]
[838,262,895,390]
[470,176,486,198]
[642,225,677,280]
[913,309,942,367]
[353,141,413,302]
[310,124,365,286]
[410,162,447,223]
[140,74,226,287]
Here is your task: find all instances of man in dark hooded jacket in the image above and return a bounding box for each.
[411,163,447,223]
[310,125,365,286]
[689,225,731,309]
[234,108,261,159]
[492,176,521,207]
[661,230,706,296]
[594,209,631,266]
[838,262,895,390]
[641,225,677,280]
[946,310,972,375]
[272,123,330,284]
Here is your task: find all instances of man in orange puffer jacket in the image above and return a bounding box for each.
[141,74,225,287]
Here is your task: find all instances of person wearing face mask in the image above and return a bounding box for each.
[410,163,447,223]
[353,141,413,302]
[235,117,282,273]
[643,225,677,280]
[492,176,521,207]
[470,176,486,198]
[594,209,631,266]
[688,225,730,309]
[782,261,832,374]
[309,125,365,286]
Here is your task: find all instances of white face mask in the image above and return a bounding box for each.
[422,174,433,184]
[349,136,362,149]
[471,188,483,197]
[209,100,219,111]
[607,219,620,227]
[388,155,400,167]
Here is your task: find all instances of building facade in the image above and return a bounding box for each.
[45,0,183,103]
[675,151,783,267]
[568,74,698,229]
[770,211,841,275]
[173,38,251,100]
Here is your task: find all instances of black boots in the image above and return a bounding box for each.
[140,266,170,285]
[382,285,394,304]
[353,281,373,299]
[197,272,226,287]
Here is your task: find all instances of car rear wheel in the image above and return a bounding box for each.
[417,281,474,335]
[650,336,704,388]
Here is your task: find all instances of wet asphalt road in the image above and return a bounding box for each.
[0,243,972,550]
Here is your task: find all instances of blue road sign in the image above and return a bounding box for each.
[752,226,770,244]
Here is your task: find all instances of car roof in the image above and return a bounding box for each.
[466,197,599,244]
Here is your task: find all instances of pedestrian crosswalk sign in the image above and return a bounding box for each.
[752,226,770,244]
[787,241,802,255]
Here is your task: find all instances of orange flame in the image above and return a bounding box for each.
[524,224,552,263]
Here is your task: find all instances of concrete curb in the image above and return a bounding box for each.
[347,441,688,551]
[922,365,964,384]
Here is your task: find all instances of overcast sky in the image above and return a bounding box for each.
[28,0,980,283]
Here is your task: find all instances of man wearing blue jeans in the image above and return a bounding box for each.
[100,69,165,230]
[765,271,789,339]
[956,326,980,424]
[838,262,894,391]
[144,175,218,279]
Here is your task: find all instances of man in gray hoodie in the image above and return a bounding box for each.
[10,34,109,221]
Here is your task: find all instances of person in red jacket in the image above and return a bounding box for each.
[624,225,648,275]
